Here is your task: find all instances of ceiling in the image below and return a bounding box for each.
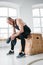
[0,0,25,5]
[0,0,43,6]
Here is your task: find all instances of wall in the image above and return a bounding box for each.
[20,0,43,32]
[20,2,33,32]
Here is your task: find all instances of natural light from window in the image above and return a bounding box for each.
[0,7,17,39]
[32,7,43,36]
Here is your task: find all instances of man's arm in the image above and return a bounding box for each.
[13,27,16,34]
[14,28,24,37]
[13,19,24,37]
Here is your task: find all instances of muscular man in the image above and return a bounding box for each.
[7,17,31,58]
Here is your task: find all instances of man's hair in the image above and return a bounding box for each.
[7,17,16,26]
[7,17,12,20]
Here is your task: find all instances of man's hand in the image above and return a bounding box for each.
[11,34,16,40]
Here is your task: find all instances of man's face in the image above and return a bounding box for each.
[7,19,13,25]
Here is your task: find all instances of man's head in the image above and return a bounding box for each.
[7,17,16,26]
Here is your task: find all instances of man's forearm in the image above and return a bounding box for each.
[14,31,21,37]
[14,30,24,37]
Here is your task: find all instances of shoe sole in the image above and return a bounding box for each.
[7,53,14,55]
[17,55,26,58]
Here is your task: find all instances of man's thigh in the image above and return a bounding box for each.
[16,33,26,39]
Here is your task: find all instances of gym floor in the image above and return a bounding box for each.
[0,46,43,65]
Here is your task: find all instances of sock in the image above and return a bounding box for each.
[11,50,14,52]
[22,52,25,54]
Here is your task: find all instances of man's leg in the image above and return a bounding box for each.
[21,38,25,53]
[11,38,16,50]
[17,35,26,58]
[7,38,17,55]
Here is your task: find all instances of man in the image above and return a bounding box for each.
[7,17,31,58]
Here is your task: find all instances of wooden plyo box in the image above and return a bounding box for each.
[25,33,43,55]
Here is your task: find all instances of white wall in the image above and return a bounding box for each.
[20,2,33,32]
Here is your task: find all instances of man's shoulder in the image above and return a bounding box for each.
[16,18,22,21]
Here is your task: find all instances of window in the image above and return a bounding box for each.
[33,28,41,33]
[0,7,8,16]
[32,8,40,16]
[32,7,43,35]
[33,18,40,27]
[41,18,43,27]
[0,7,18,39]
[40,8,43,16]
[0,18,8,28]
[9,8,17,17]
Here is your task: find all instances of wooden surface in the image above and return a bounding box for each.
[24,33,43,55]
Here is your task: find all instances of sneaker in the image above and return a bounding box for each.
[6,37,11,44]
[7,50,14,55]
[17,53,25,58]
[19,52,23,55]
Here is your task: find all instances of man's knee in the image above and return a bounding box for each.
[11,38,17,45]
[19,34,24,39]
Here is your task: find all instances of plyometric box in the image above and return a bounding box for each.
[25,33,43,55]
